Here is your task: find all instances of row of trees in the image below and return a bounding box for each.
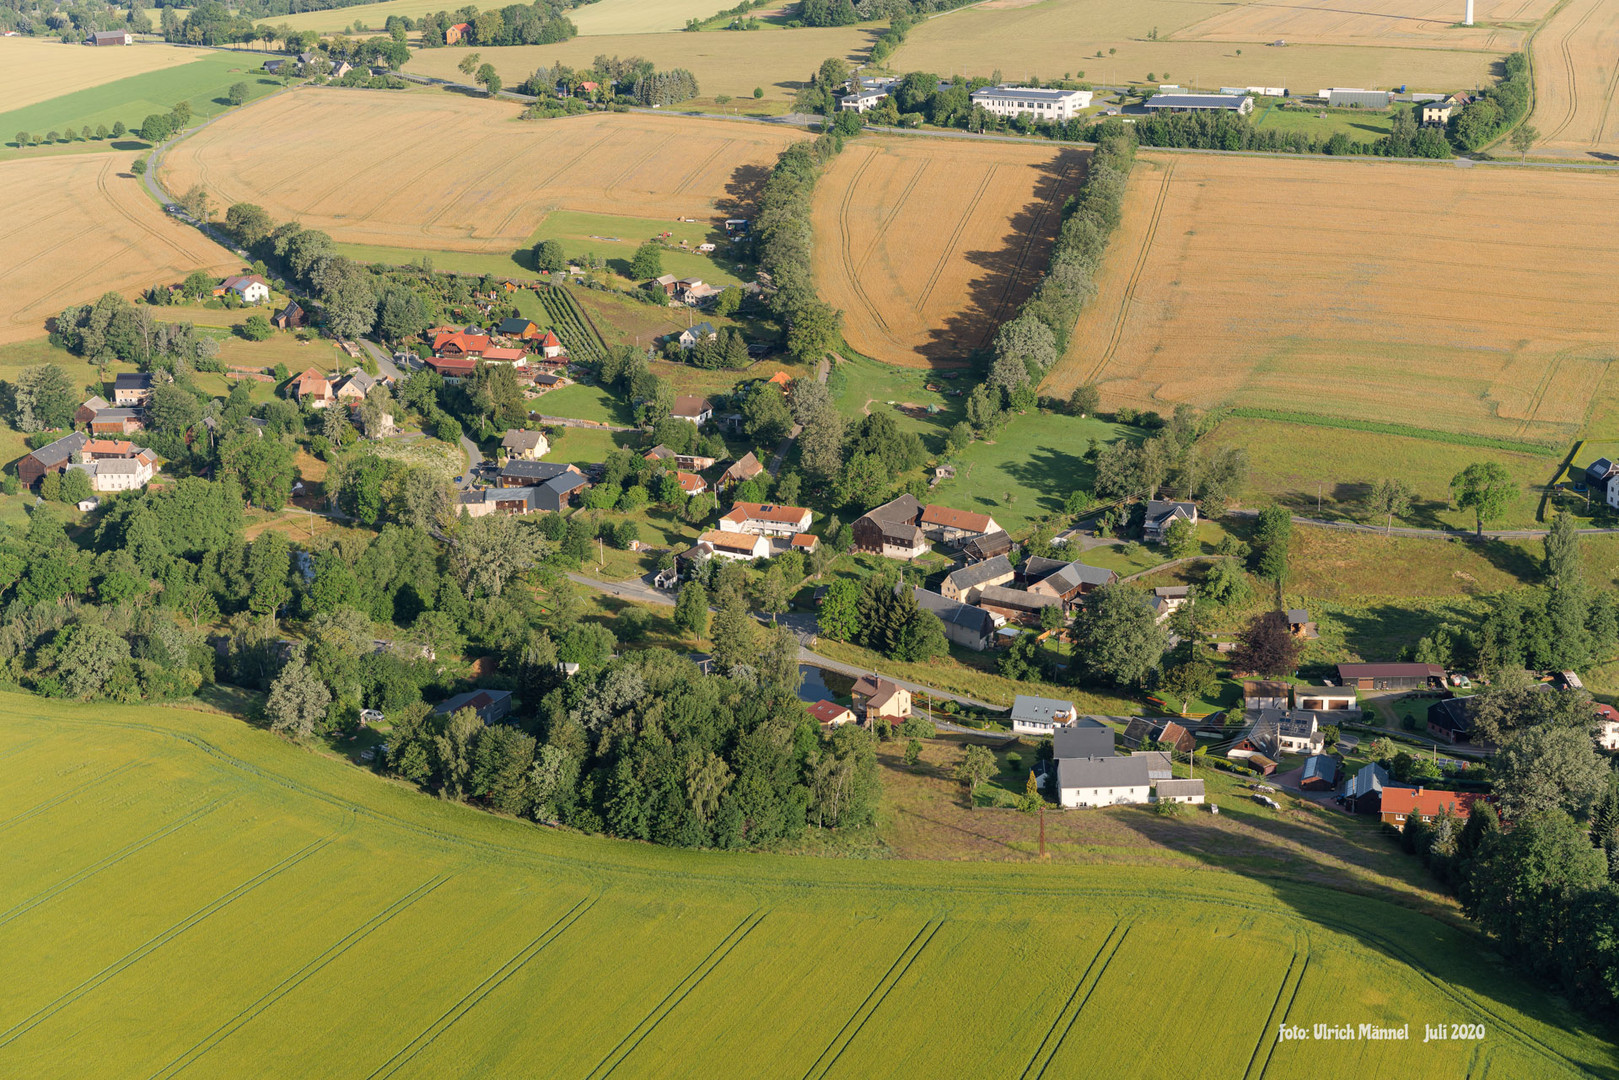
[1099,106,1450,159]
[415,1,577,47]
[797,0,976,28]
[755,121,848,363]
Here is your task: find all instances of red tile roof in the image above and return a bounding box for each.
[920,503,995,533]
[426,356,477,376]
[722,501,811,526]
[292,367,331,396]
[85,439,135,456]
[677,471,706,493]
[791,533,819,550]
[481,346,526,362]
[433,331,490,355]
[807,700,854,724]
[1381,787,1481,820]
[539,330,562,348]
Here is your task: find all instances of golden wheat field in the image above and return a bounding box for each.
[0,152,238,345]
[0,37,207,114]
[277,0,724,34]
[1171,0,1547,53]
[160,90,805,256]
[1529,0,1619,158]
[1043,152,1619,444]
[811,137,1085,368]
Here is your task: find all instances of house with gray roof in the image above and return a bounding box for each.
[1056,755,1151,808]
[1142,499,1197,542]
[909,587,995,651]
[1342,762,1395,814]
[1026,560,1116,605]
[1301,754,1339,790]
[941,554,1014,603]
[1054,718,1115,759]
[1155,778,1205,804]
[1010,694,1077,735]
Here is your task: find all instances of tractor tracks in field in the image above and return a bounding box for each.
[0,761,141,834]
[672,137,733,195]
[801,918,945,1080]
[1541,0,1600,143]
[1517,351,1566,435]
[979,156,1081,346]
[1245,937,1309,1080]
[836,150,900,342]
[915,166,996,316]
[1082,161,1175,387]
[1020,921,1130,1080]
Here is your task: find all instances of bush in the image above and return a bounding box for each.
[1005,751,1022,774]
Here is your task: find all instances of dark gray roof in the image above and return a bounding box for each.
[864,493,921,526]
[1145,499,1196,525]
[462,486,542,511]
[1021,556,1068,580]
[1302,755,1338,784]
[944,554,1012,593]
[28,431,87,468]
[1058,755,1150,790]
[501,460,573,481]
[542,472,589,495]
[95,408,140,420]
[1156,778,1204,798]
[1042,561,1114,594]
[1343,762,1389,799]
[1428,696,1472,734]
[1286,608,1309,623]
[964,530,1012,560]
[114,373,152,390]
[1011,694,1076,725]
[1153,585,1191,598]
[1053,720,1114,759]
[910,587,994,635]
[1133,750,1173,777]
[977,584,1061,610]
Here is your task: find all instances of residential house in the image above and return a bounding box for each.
[1285,608,1318,639]
[1122,717,1195,755]
[853,494,928,560]
[113,372,154,407]
[693,530,771,561]
[500,429,550,461]
[482,346,527,366]
[217,274,270,304]
[1300,754,1339,790]
[17,431,88,487]
[1420,101,1454,126]
[88,29,133,44]
[852,675,911,724]
[717,452,765,491]
[1054,720,1116,760]
[676,471,707,495]
[940,554,1014,603]
[1596,703,1619,751]
[676,323,718,351]
[910,587,996,652]
[1337,662,1446,690]
[332,370,374,404]
[962,530,1013,563]
[1147,585,1191,623]
[1057,755,1151,808]
[1427,696,1474,744]
[975,585,1062,625]
[807,700,857,727]
[291,367,334,409]
[91,408,142,435]
[445,21,470,43]
[432,688,512,725]
[433,330,490,358]
[497,317,540,339]
[1025,560,1116,606]
[535,330,566,360]
[1380,787,1481,829]
[75,396,110,425]
[670,396,714,425]
[1244,680,1290,712]
[1009,694,1077,736]
[718,501,813,538]
[644,445,717,472]
[327,59,352,79]
[1256,710,1325,755]
[499,459,579,488]
[1294,685,1358,712]
[67,447,158,493]
[1342,762,1393,815]
[1155,778,1206,804]
[918,504,1001,544]
[424,356,477,379]
[1142,499,1197,542]
[838,88,889,112]
[272,301,305,329]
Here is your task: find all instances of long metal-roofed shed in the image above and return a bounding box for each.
[1144,93,1254,115]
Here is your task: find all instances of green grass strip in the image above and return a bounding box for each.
[1226,408,1559,456]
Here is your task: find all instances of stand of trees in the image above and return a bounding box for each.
[798,0,977,28]
[754,128,848,363]
[1452,52,1530,150]
[1097,106,1450,159]
[413,1,578,47]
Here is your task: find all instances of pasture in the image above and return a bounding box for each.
[0,37,206,115]
[160,91,803,263]
[892,0,1499,93]
[1,695,1613,1078]
[0,151,239,345]
[402,26,875,101]
[0,50,282,156]
[1043,152,1619,446]
[812,137,1086,368]
[1528,0,1619,159]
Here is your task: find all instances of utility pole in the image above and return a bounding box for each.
[1039,800,1048,858]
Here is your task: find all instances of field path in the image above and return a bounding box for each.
[1079,160,1175,388]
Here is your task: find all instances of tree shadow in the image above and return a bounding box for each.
[111,140,150,151]
[719,162,771,221]
[1001,444,1095,515]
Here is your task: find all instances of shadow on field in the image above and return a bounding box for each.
[720,163,772,222]
[1333,603,1457,656]
[1002,445,1094,515]
[922,148,1087,365]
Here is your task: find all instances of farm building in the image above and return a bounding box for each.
[1342,762,1393,815]
[969,85,1093,121]
[113,372,153,407]
[1133,750,1173,781]
[692,530,770,561]
[1122,718,1195,755]
[718,502,813,538]
[432,688,512,725]
[291,367,334,408]
[1142,499,1197,541]
[1054,718,1115,760]
[88,29,133,44]
[67,446,157,493]
[1286,608,1318,638]
[433,330,490,357]
[807,700,857,727]
[458,486,545,518]
[499,460,579,488]
[1337,662,1446,690]
[500,429,550,460]
[1380,787,1480,829]
[1024,559,1116,605]
[17,432,88,487]
[91,408,143,435]
[1144,94,1254,116]
[498,317,541,339]
[919,504,1001,544]
[963,530,1013,563]
[1294,685,1357,712]
[445,21,470,43]
[853,494,928,559]
[1009,694,1077,736]
[941,555,1014,603]
[717,452,765,491]
[910,587,996,651]
[976,585,1061,625]
[1155,779,1205,804]
[272,301,305,329]
[1300,755,1339,791]
[1427,697,1474,744]
[1056,755,1150,809]
[75,396,109,426]
[1324,88,1394,109]
[425,356,477,379]
[852,675,911,724]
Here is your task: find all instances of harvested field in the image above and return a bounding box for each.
[403,27,874,101]
[1172,0,1547,53]
[160,90,804,259]
[811,137,1086,368]
[277,0,722,33]
[0,37,205,114]
[0,151,238,345]
[893,0,1499,93]
[1043,152,1619,445]
[1529,0,1619,159]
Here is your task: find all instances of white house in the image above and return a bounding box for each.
[1057,755,1151,808]
[718,501,813,538]
[694,530,770,561]
[970,85,1093,122]
[219,275,271,304]
[1155,778,1206,804]
[839,88,888,112]
[671,395,714,425]
[68,448,157,493]
[1009,694,1077,736]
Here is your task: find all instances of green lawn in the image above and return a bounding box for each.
[0,53,284,155]
[1251,102,1398,141]
[1,692,1609,1078]
[547,424,638,466]
[524,209,748,288]
[530,383,633,425]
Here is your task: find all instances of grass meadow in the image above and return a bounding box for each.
[0,693,1612,1077]
[0,37,206,115]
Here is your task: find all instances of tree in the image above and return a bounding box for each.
[710,593,758,675]
[1229,609,1303,677]
[375,284,428,343]
[1200,556,1252,607]
[629,241,664,280]
[673,581,709,640]
[1370,477,1413,534]
[954,744,996,803]
[1451,461,1517,537]
[11,364,76,431]
[1163,517,1197,557]
[532,239,566,273]
[1068,383,1100,417]
[1493,725,1612,820]
[713,286,742,317]
[475,62,502,96]
[132,158,147,176]
[784,300,840,364]
[894,609,949,662]
[112,121,127,138]
[227,81,249,106]
[138,113,172,143]
[224,202,273,246]
[219,434,295,509]
[818,577,861,641]
[266,655,332,738]
[450,513,543,598]
[1071,584,1169,688]
[742,382,793,444]
[903,738,922,768]
[458,50,481,76]
[1510,123,1539,159]
[58,467,93,506]
[1161,654,1217,704]
[241,314,273,341]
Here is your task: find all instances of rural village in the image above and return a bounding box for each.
[3,0,1619,1073]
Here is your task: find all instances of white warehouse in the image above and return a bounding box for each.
[969,85,1092,121]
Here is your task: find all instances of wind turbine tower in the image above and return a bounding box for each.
[1464,0,1474,25]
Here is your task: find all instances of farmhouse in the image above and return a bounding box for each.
[807,700,857,727]
[919,504,1001,543]
[1057,755,1150,808]
[91,408,142,435]
[645,445,717,472]
[217,274,270,304]
[1244,680,1291,712]
[499,459,579,487]
[1421,101,1454,126]
[1380,787,1480,828]
[1427,697,1474,744]
[718,501,813,538]
[1596,703,1619,751]
[676,471,707,495]
[1123,717,1195,755]
[433,330,490,358]
[963,530,1013,563]
[1342,762,1393,815]
[291,367,334,408]
[1337,662,1445,690]
[332,370,374,404]
[718,452,765,491]
[839,88,888,112]
[1295,685,1357,712]
[970,85,1093,121]
[976,584,1061,625]
[17,431,88,487]
[432,688,512,725]
[1009,694,1077,735]
[89,29,133,44]
[68,447,158,492]
[693,530,771,561]
[1156,779,1205,804]
[1054,718,1115,760]
[1024,559,1116,605]
[852,675,911,724]
[940,554,1014,603]
[1142,499,1197,542]
[670,396,713,425]
[500,429,550,460]
[75,396,109,425]
[676,323,718,350]
[853,494,928,559]
[458,486,545,518]
[113,372,154,407]
[910,587,995,651]
[273,300,305,329]
[1300,754,1339,791]
[1144,93,1254,115]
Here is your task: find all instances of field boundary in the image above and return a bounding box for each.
[1225,408,1560,455]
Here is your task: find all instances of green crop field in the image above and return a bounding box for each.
[0,693,1611,1077]
[0,53,283,156]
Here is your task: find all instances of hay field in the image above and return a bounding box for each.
[403,26,874,100]
[160,91,804,258]
[0,152,238,345]
[0,37,207,113]
[811,137,1086,368]
[1172,0,1548,53]
[1043,153,1619,445]
[893,0,1498,92]
[1529,0,1619,159]
[1,693,1610,1078]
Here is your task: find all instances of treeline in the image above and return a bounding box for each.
[633,68,700,106]
[796,0,976,28]
[518,56,699,106]
[755,129,848,362]
[415,1,577,47]
[1092,107,1450,159]
[1453,51,1529,150]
